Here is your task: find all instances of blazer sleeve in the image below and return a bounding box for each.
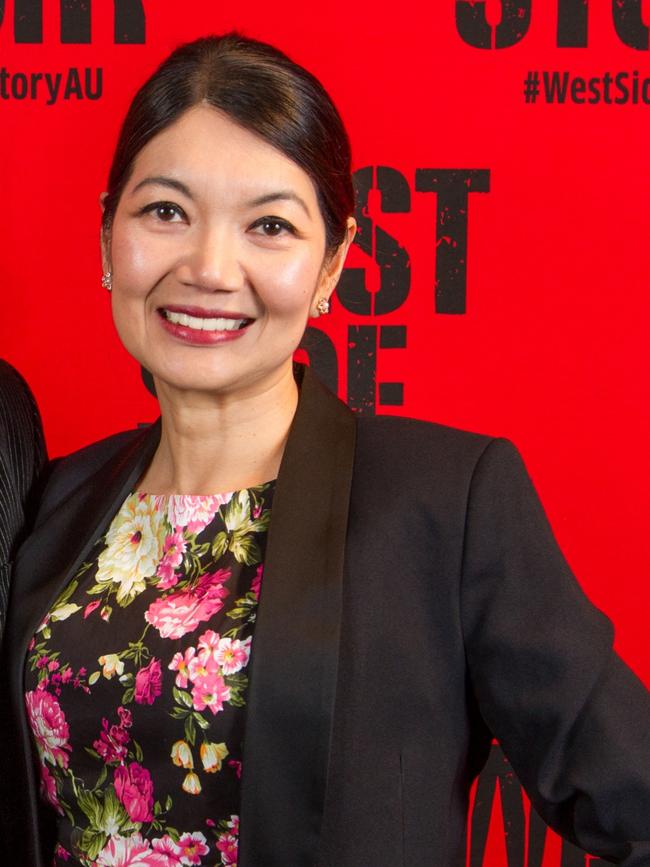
[0,360,47,638]
[460,438,650,865]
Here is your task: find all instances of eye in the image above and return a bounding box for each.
[139,201,186,223]
[250,216,297,237]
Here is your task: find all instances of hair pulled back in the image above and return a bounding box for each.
[102,33,355,254]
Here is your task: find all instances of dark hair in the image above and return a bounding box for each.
[102,33,354,253]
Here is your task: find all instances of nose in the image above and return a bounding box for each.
[176,224,245,293]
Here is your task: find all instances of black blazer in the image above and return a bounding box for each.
[0,359,46,639]
[3,365,650,866]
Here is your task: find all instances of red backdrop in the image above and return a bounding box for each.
[2,2,649,863]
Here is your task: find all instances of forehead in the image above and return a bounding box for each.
[127,104,319,203]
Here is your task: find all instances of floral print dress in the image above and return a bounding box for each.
[24,482,274,867]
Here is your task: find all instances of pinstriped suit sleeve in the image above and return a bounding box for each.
[0,360,46,639]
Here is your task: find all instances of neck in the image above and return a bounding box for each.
[138,365,299,495]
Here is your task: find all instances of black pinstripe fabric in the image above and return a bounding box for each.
[0,360,46,639]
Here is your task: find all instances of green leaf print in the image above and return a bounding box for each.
[230,535,261,566]
[211,531,229,560]
[77,788,103,827]
[169,706,189,720]
[173,687,193,709]
[224,489,251,532]
[184,714,196,746]
[194,712,210,731]
[78,827,108,862]
[248,512,271,533]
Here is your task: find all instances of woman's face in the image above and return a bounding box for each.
[104,104,352,399]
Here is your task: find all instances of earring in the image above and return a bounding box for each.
[101,271,113,291]
[316,297,330,315]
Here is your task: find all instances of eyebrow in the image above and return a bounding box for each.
[130,177,312,219]
[246,191,312,219]
[131,176,194,198]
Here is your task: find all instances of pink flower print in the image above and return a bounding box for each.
[54,843,70,861]
[191,672,231,715]
[152,835,182,862]
[176,832,209,866]
[194,568,230,597]
[216,832,238,865]
[113,762,154,823]
[39,763,63,815]
[156,531,186,590]
[134,658,163,705]
[216,636,251,675]
[118,706,133,728]
[25,690,72,768]
[251,564,263,600]
[93,716,130,764]
[169,647,196,689]
[197,629,220,662]
[226,815,240,834]
[84,600,101,619]
[167,494,232,534]
[163,531,186,567]
[96,833,163,865]
[156,559,178,591]
[60,667,73,684]
[145,570,231,640]
[187,650,219,685]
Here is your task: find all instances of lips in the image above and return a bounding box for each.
[160,306,252,332]
[158,306,254,345]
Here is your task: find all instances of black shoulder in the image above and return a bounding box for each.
[36,427,150,525]
[0,360,46,499]
[351,415,525,517]
[354,414,498,475]
[0,359,45,458]
[0,359,34,403]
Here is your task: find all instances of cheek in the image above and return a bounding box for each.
[110,222,162,294]
[258,252,323,314]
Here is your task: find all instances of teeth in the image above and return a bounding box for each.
[164,310,246,332]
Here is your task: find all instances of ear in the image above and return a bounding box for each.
[311,217,357,316]
[99,192,111,274]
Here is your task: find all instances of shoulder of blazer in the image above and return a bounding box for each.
[353,413,505,486]
[0,359,46,481]
[34,422,160,531]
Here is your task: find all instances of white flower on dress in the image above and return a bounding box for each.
[96,494,166,605]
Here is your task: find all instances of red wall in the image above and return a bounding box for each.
[1,2,649,863]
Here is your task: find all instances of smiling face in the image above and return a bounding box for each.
[103,104,353,400]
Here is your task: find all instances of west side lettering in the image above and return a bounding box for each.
[0,0,145,44]
[456,0,649,50]
[301,166,490,415]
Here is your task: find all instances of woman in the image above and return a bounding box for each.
[3,33,650,867]
[0,359,46,641]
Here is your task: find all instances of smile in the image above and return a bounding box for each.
[161,309,250,332]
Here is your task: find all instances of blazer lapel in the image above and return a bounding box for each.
[239,365,357,866]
